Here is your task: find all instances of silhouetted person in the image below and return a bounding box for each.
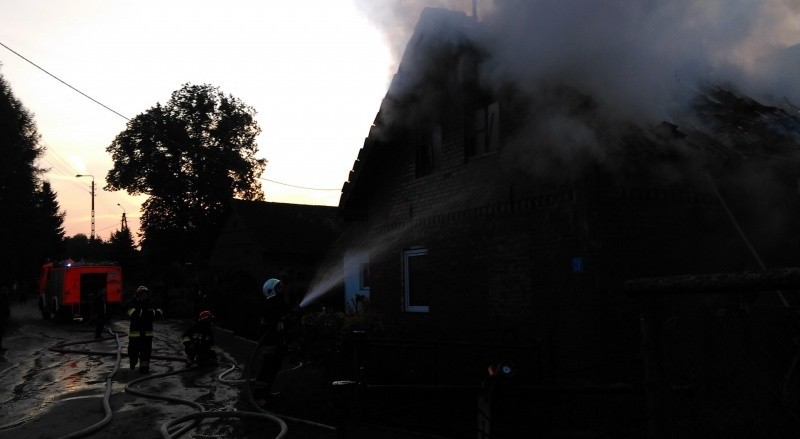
[127,286,163,373]
[254,278,290,405]
[182,310,216,366]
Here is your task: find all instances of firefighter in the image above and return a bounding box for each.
[254,278,290,405]
[182,310,216,366]
[127,286,163,373]
[94,288,108,339]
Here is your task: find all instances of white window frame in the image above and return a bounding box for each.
[403,248,430,313]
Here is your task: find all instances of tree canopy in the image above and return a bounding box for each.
[0,70,64,286]
[105,83,266,266]
[32,181,66,256]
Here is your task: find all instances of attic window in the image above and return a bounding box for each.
[466,101,500,159]
[403,248,431,313]
[416,124,442,177]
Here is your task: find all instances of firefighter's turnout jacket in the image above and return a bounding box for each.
[127,299,163,372]
[128,300,163,338]
[181,320,215,365]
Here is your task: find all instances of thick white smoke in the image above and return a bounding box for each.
[479,0,800,122]
[354,0,493,70]
[358,0,800,123]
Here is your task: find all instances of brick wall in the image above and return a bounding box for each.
[345,129,796,366]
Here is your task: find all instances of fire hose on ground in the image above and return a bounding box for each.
[18,320,338,439]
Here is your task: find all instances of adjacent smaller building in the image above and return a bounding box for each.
[208,199,340,308]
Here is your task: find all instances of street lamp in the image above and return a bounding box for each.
[117,203,128,231]
[76,174,95,240]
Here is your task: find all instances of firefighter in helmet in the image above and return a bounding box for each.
[127,286,163,373]
[182,310,216,366]
[253,278,291,405]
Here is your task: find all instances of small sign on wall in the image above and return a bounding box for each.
[571,256,585,273]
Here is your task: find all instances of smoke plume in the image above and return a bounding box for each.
[480,0,800,122]
[354,0,493,69]
[358,0,800,123]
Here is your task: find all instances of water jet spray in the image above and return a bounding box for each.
[299,269,345,309]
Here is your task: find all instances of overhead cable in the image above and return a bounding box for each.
[0,40,130,121]
[1,40,343,193]
[260,178,340,191]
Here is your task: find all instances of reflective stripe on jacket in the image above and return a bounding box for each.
[128,301,163,335]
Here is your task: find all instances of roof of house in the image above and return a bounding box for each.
[338,8,800,211]
[339,8,474,210]
[687,87,800,156]
[224,199,341,256]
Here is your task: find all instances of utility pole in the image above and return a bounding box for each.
[76,174,95,240]
[117,203,128,231]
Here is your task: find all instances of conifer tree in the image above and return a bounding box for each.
[0,70,63,286]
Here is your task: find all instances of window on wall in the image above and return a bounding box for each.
[359,262,370,289]
[403,248,431,313]
[415,124,442,177]
[466,101,500,159]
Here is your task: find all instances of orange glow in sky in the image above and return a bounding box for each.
[0,0,395,242]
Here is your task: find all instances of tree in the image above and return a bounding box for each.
[105,83,265,271]
[108,226,138,279]
[63,234,91,261]
[64,234,110,261]
[0,69,57,287]
[31,181,66,258]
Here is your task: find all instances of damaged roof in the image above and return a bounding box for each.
[686,87,800,157]
[338,9,800,211]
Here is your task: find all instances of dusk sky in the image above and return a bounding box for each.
[0,0,480,241]
[6,0,795,243]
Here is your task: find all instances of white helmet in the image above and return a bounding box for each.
[135,285,149,297]
[262,278,281,299]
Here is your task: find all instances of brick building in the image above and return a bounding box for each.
[333,7,800,437]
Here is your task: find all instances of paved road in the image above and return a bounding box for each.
[0,301,338,439]
[0,300,451,439]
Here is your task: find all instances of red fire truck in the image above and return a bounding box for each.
[38,260,123,321]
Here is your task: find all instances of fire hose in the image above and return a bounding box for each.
[52,326,126,439]
[241,331,336,432]
[31,320,336,439]
[41,324,286,439]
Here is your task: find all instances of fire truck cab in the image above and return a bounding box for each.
[38,260,123,321]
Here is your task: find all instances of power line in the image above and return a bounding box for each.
[1,39,345,193]
[43,147,82,177]
[39,141,101,195]
[260,177,340,191]
[40,141,138,225]
[0,40,130,121]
